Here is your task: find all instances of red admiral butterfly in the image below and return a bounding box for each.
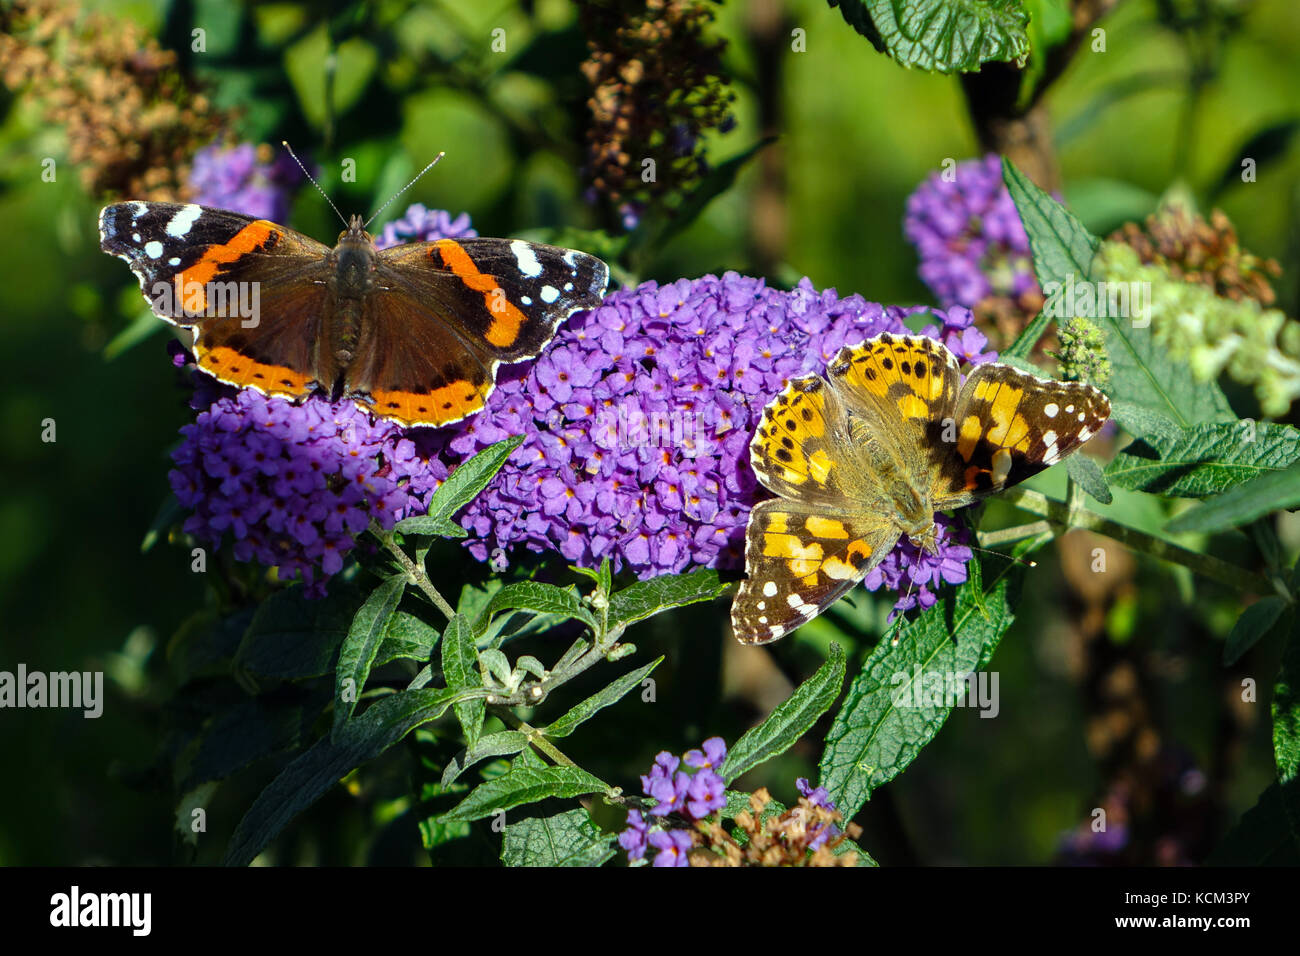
[99,156,608,427]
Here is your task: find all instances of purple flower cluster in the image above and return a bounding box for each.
[619,737,728,866]
[189,142,306,223]
[165,195,478,594]
[375,203,477,248]
[431,274,992,612]
[903,154,1037,309]
[167,166,992,606]
[168,368,449,596]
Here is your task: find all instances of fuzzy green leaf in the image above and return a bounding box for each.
[829,0,1030,73]
[1272,615,1300,844]
[820,558,1020,820]
[1166,461,1300,535]
[223,687,463,865]
[478,581,597,633]
[500,809,616,867]
[441,731,530,788]
[722,644,847,783]
[235,583,359,681]
[1106,423,1300,498]
[440,765,609,822]
[395,436,524,538]
[607,567,732,632]
[1065,454,1112,505]
[1224,600,1290,666]
[441,614,485,746]
[543,657,663,739]
[333,575,406,735]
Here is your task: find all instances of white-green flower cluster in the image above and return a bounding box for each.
[1094,242,1300,416]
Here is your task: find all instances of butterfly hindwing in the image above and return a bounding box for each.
[731,500,901,645]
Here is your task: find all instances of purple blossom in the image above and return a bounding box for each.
[648,830,693,867]
[430,272,991,613]
[684,736,727,771]
[374,203,477,248]
[620,737,728,865]
[189,142,306,222]
[166,201,991,611]
[903,154,1037,309]
[617,809,650,861]
[167,356,448,597]
[685,768,726,819]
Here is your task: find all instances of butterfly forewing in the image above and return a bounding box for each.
[930,362,1112,508]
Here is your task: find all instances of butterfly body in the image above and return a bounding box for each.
[732,332,1111,645]
[99,202,609,427]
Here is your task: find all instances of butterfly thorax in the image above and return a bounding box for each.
[326,216,378,367]
[888,477,938,555]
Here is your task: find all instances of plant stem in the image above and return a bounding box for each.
[371,523,456,621]
[998,487,1270,593]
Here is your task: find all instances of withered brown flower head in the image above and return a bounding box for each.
[688,788,863,866]
[1110,202,1282,306]
[0,0,230,200]
[580,0,735,210]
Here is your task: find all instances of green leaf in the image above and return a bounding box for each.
[141,493,185,553]
[1272,615,1300,844]
[1207,782,1300,865]
[1002,161,1235,427]
[1065,454,1112,505]
[104,308,164,361]
[441,731,530,787]
[721,644,847,783]
[500,809,616,867]
[440,765,609,823]
[1001,159,1098,361]
[374,610,439,666]
[478,581,597,634]
[441,614,485,746]
[183,693,320,792]
[395,436,524,538]
[820,557,1019,820]
[1166,462,1300,535]
[223,687,463,866]
[1223,600,1290,666]
[1108,400,1183,442]
[1105,423,1300,498]
[830,0,1030,73]
[235,584,359,681]
[607,568,732,632]
[1211,120,1300,200]
[543,657,663,739]
[333,575,407,736]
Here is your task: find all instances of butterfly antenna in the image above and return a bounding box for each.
[968,542,1040,570]
[281,141,347,228]
[364,152,446,229]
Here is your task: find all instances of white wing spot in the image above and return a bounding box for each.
[510,239,544,278]
[168,257,181,266]
[165,204,202,238]
[520,296,532,306]
[540,285,560,304]
[145,240,164,259]
[762,581,778,597]
[1044,403,1058,418]
[132,233,142,243]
